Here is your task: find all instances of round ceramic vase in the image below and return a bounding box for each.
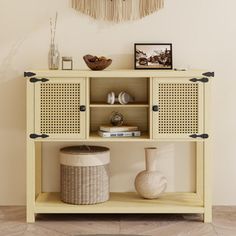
[135,147,167,199]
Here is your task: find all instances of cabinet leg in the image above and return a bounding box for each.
[26,209,35,223]
[204,208,212,223]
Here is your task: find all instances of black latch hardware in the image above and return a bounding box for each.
[30,77,49,83]
[189,134,209,139]
[80,105,86,112]
[190,77,209,83]
[24,71,36,77]
[30,133,49,139]
[152,105,159,112]
[202,72,215,77]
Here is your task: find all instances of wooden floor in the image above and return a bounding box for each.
[0,207,235,236]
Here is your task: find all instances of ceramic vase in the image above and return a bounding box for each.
[135,147,167,199]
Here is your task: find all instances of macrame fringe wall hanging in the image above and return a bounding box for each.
[72,0,164,22]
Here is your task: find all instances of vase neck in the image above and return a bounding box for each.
[50,44,58,51]
[145,148,158,171]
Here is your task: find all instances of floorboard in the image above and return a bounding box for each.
[0,206,235,236]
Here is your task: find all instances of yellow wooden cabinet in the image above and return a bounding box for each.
[25,70,213,223]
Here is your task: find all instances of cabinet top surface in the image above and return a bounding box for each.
[25,69,209,78]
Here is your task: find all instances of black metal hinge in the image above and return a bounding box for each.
[152,105,159,112]
[80,105,86,112]
[189,134,209,139]
[30,77,49,83]
[24,71,36,77]
[202,72,215,77]
[190,77,209,83]
[30,133,49,139]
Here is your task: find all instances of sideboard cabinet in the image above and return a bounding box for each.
[25,70,213,223]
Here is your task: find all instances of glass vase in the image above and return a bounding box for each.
[48,44,60,70]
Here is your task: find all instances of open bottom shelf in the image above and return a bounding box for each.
[35,192,204,214]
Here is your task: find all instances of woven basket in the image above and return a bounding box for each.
[60,146,110,205]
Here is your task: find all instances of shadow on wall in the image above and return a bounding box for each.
[109,53,134,69]
[0,41,26,205]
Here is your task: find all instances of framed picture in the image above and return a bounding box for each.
[134,43,173,70]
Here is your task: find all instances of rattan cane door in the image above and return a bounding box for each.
[34,78,86,139]
[152,78,204,139]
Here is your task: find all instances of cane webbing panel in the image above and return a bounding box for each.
[60,164,109,205]
[158,83,199,134]
[40,83,81,134]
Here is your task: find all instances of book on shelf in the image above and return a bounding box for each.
[98,130,141,138]
[99,125,138,132]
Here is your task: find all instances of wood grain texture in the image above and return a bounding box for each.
[28,69,207,78]
[34,192,204,214]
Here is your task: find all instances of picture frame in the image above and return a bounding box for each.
[134,43,173,70]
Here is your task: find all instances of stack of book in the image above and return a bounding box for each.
[98,125,141,138]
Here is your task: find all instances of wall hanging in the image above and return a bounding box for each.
[72,0,164,22]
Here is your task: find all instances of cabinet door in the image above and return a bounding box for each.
[34,78,86,139]
[152,78,204,139]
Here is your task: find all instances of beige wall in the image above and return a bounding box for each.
[0,0,235,205]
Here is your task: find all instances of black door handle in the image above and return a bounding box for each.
[152,105,159,112]
[30,133,49,139]
[80,105,86,112]
[189,134,209,139]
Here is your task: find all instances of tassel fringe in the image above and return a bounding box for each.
[72,0,164,22]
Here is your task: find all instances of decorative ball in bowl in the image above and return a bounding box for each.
[83,54,112,71]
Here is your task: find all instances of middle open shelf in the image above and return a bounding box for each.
[89,77,149,104]
[89,76,150,139]
[89,107,150,138]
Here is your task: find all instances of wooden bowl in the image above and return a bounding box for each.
[83,55,112,71]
